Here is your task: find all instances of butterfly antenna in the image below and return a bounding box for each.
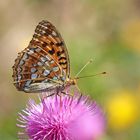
[75,59,93,78]
[75,72,107,80]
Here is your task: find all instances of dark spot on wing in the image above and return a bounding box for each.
[42,42,48,47]
[58,57,66,61]
[57,50,65,56]
[59,61,67,65]
[50,42,54,45]
[48,47,55,55]
[56,42,64,46]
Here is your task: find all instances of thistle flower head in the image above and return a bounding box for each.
[18,93,105,140]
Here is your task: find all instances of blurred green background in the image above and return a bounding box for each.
[0,0,140,140]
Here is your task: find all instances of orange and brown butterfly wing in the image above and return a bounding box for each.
[12,20,70,92]
[34,20,70,76]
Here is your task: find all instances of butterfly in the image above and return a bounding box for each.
[12,20,76,94]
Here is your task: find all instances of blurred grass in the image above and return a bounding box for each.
[0,116,17,140]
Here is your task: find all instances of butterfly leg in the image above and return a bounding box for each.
[61,91,73,97]
[77,93,83,105]
[75,84,81,92]
[39,92,56,114]
[55,90,63,109]
[40,92,56,100]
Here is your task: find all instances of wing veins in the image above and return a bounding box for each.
[14,77,62,85]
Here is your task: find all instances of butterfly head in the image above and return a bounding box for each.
[65,78,77,87]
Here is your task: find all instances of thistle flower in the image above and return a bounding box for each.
[17,93,105,140]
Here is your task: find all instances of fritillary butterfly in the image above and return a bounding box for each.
[12,20,76,93]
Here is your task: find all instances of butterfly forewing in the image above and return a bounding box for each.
[33,20,70,76]
[13,20,70,92]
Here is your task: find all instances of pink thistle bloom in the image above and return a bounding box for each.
[17,93,105,140]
